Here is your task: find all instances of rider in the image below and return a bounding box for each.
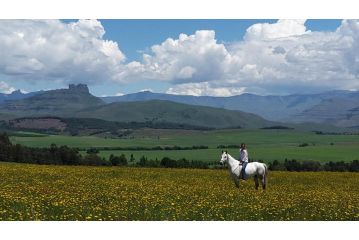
[239,143,248,180]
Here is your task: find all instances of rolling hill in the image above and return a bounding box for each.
[295,91,359,127]
[75,100,275,129]
[0,84,356,131]
[102,90,359,127]
[0,85,278,130]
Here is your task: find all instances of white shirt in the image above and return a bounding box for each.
[240,148,248,163]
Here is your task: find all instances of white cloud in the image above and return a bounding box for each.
[166,82,246,97]
[120,30,231,83]
[244,19,309,40]
[140,88,153,92]
[0,81,16,94]
[2,19,359,96]
[0,20,125,85]
[147,19,359,95]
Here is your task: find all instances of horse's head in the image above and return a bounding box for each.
[220,151,228,165]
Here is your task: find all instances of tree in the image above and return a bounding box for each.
[109,154,120,166]
[160,157,177,168]
[86,148,99,154]
[0,132,11,146]
[349,160,359,172]
[83,154,108,166]
[269,160,286,171]
[138,155,148,166]
[110,154,127,166]
[118,154,128,166]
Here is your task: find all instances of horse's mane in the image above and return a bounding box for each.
[227,153,239,162]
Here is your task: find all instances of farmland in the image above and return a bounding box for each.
[0,162,358,221]
[10,129,359,163]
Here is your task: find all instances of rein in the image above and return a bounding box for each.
[226,154,240,174]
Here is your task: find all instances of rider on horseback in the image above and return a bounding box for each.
[239,143,248,180]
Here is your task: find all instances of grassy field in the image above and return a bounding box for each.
[79,144,359,163]
[0,162,358,220]
[10,129,359,163]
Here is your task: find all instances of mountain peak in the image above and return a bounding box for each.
[9,89,23,95]
[68,84,89,93]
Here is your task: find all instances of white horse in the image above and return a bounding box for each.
[220,151,268,190]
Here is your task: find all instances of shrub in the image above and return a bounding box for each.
[284,159,302,171]
[301,161,322,171]
[269,160,286,171]
[83,154,109,166]
[160,157,177,168]
[86,148,99,154]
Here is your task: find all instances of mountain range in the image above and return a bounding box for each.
[0,84,274,129]
[0,84,358,129]
[0,90,40,103]
[102,90,359,128]
[0,84,104,118]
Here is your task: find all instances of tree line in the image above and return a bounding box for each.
[0,132,214,168]
[84,145,208,153]
[1,132,358,171]
[268,159,359,172]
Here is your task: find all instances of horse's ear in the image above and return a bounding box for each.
[225,150,227,154]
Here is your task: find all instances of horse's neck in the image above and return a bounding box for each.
[227,154,239,171]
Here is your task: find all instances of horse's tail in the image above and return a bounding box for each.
[263,163,268,188]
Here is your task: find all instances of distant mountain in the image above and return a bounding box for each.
[1,84,357,130]
[0,90,41,103]
[75,100,276,129]
[0,85,276,129]
[0,84,104,118]
[295,91,359,127]
[102,90,359,127]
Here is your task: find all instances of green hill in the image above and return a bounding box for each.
[75,100,275,129]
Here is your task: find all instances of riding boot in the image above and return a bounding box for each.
[242,173,247,180]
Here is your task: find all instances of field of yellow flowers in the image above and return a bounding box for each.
[0,162,358,221]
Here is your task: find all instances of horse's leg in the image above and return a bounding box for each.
[231,174,240,188]
[234,178,240,188]
[261,173,266,190]
[254,175,259,190]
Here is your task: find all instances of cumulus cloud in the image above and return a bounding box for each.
[2,19,359,95]
[152,19,359,95]
[225,19,359,94]
[0,81,16,94]
[0,19,125,85]
[119,30,232,83]
[244,19,309,40]
[166,82,246,97]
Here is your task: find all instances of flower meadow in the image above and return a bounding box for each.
[0,162,358,221]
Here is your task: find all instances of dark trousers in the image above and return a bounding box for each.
[241,162,248,179]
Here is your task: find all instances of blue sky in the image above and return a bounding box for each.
[2,19,357,97]
[101,19,342,61]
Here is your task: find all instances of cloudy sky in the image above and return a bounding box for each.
[0,19,358,96]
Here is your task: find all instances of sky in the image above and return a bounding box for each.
[2,19,359,97]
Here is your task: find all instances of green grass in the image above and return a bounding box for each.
[10,129,359,163]
[9,131,48,137]
[0,162,358,220]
